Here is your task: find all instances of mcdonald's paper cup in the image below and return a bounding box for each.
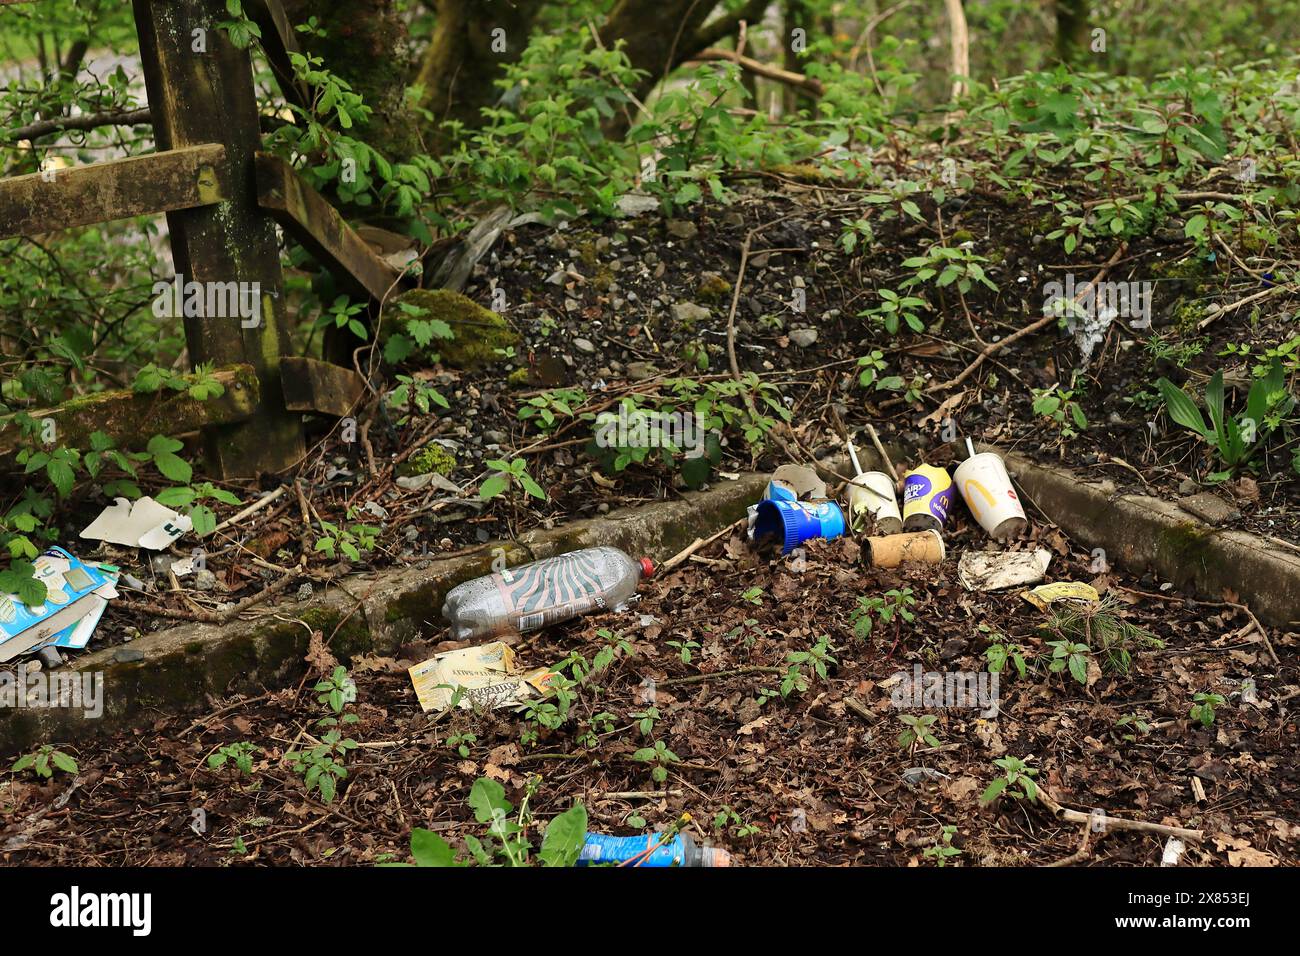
[902,465,954,532]
[866,529,945,568]
[954,452,1027,540]
[848,471,902,534]
[753,499,846,554]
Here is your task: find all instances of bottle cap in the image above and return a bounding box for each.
[638,557,655,578]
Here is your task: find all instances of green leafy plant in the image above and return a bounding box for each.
[1031,385,1088,439]
[446,732,477,758]
[631,705,660,738]
[286,729,355,803]
[851,588,916,639]
[922,824,962,867]
[901,245,998,295]
[632,740,681,783]
[208,742,260,777]
[1045,638,1091,686]
[154,480,242,537]
[383,300,455,364]
[592,627,634,674]
[393,777,587,868]
[982,626,1033,678]
[667,637,700,664]
[387,374,450,422]
[11,745,78,780]
[781,635,836,698]
[979,756,1039,806]
[896,714,942,753]
[859,289,930,336]
[314,513,380,562]
[132,362,226,401]
[479,458,546,502]
[1043,596,1163,675]
[1156,361,1294,479]
[1115,712,1152,741]
[518,388,586,433]
[1189,691,1226,727]
[713,805,760,839]
[855,349,906,391]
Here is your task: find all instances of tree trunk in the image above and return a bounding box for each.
[282,0,419,162]
[779,1,827,114]
[415,0,539,145]
[599,0,722,104]
[944,0,969,100]
[1054,0,1090,65]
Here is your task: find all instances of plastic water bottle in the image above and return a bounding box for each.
[441,546,654,641]
[577,832,731,867]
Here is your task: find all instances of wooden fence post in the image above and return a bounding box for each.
[132,0,304,477]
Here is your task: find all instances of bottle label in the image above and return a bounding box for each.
[492,551,609,633]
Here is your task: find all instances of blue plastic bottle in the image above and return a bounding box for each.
[577,832,731,867]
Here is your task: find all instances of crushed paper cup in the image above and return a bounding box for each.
[954,452,1027,540]
[902,465,954,532]
[767,463,827,502]
[80,496,183,548]
[958,549,1052,591]
[848,471,902,534]
[866,529,945,568]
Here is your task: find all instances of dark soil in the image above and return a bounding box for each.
[50,175,1298,648]
[3,512,1296,866]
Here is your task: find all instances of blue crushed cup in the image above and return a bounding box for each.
[763,480,799,502]
[753,499,846,554]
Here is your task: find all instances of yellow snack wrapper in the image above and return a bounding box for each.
[1020,582,1100,612]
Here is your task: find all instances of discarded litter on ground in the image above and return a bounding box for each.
[578,830,730,867]
[80,496,191,550]
[1020,581,1101,611]
[958,549,1052,591]
[845,440,901,534]
[746,463,829,538]
[753,498,846,554]
[901,464,954,533]
[408,641,557,713]
[954,441,1028,541]
[441,546,653,642]
[865,529,945,568]
[0,548,120,663]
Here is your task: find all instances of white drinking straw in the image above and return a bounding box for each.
[846,439,865,477]
[965,437,976,459]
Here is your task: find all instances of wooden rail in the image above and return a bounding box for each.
[0,0,375,477]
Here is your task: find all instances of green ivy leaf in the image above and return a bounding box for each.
[538,803,588,867]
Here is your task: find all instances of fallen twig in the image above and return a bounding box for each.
[932,244,1126,393]
[658,665,782,687]
[1039,788,1203,841]
[660,517,746,573]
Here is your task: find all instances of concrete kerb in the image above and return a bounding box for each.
[998,447,1300,628]
[4,444,1294,752]
[0,471,768,754]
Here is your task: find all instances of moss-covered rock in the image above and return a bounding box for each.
[390,289,520,370]
[397,442,458,478]
[1171,297,1210,335]
[696,271,733,302]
